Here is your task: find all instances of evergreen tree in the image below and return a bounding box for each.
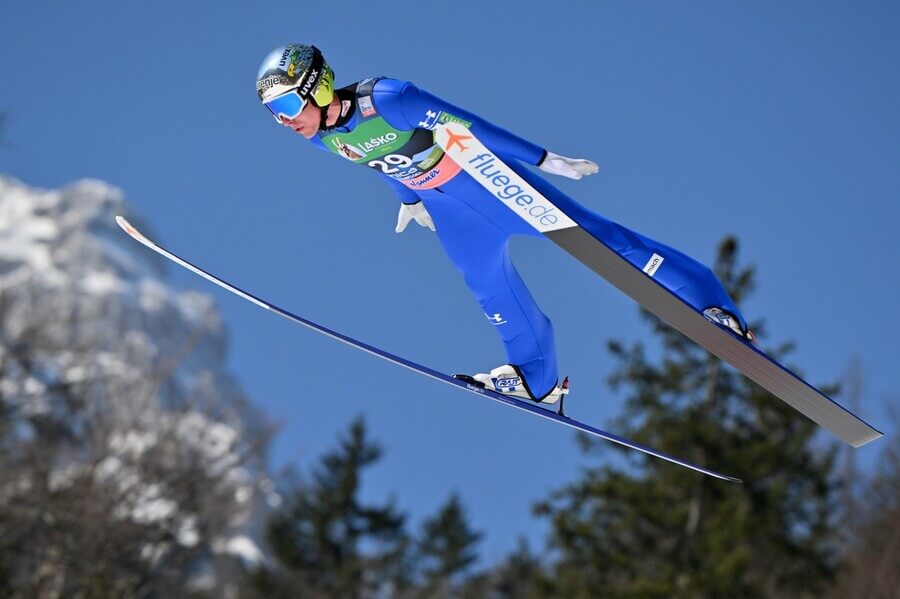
[826,406,899,598]
[534,237,840,598]
[459,537,547,599]
[249,417,406,598]
[417,493,482,596]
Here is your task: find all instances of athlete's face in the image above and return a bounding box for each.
[279,100,320,139]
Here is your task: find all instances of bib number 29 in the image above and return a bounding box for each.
[369,154,413,174]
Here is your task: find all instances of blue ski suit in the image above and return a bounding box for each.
[310,78,746,400]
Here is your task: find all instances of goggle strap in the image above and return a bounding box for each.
[297,49,325,104]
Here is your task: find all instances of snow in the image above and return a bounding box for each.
[217,535,265,566]
[128,484,177,524]
[48,463,86,492]
[94,456,125,481]
[0,174,275,583]
[235,485,252,505]
[177,412,240,463]
[109,430,159,457]
[81,270,126,295]
[138,277,171,312]
[177,516,200,547]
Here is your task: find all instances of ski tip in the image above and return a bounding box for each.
[115,215,135,236]
[115,216,152,247]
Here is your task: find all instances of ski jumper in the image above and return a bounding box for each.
[310,78,746,400]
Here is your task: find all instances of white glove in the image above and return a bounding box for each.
[395,201,435,233]
[538,151,599,180]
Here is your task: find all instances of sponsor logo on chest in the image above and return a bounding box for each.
[357,132,399,152]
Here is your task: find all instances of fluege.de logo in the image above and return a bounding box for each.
[468,154,562,228]
[436,122,577,234]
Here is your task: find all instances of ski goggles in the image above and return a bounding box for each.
[264,89,307,123]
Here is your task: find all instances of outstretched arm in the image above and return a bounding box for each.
[374,80,546,165]
[376,80,597,178]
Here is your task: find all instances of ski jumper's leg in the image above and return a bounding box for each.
[507,162,748,331]
[418,186,559,399]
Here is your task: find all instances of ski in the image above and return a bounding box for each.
[116,216,742,483]
[434,122,882,448]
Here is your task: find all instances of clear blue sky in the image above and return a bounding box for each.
[3,1,898,562]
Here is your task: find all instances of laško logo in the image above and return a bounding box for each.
[358,133,399,152]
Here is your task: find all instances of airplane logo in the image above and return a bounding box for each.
[444,128,473,153]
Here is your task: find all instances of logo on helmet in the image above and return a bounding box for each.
[278,47,291,68]
[257,74,290,94]
[286,47,307,78]
[300,69,319,97]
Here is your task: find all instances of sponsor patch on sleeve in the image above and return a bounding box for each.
[359,96,376,117]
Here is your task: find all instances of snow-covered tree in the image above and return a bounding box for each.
[0,176,277,597]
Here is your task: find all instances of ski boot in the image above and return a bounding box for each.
[454,364,570,415]
[703,307,757,345]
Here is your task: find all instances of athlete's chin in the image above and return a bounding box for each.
[293,128,316,139]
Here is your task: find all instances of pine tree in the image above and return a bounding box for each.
[534,237,840,598]
[417,493,482,596]
[250,417,406,598]
[826,406,900,598]
[460,537,547,599]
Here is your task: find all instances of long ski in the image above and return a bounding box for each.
[434,122,882,448]
[116,216,742,483]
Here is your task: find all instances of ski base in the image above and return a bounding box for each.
[433,122,882,448]
[116,216,742,483]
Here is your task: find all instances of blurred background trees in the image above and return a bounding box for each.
[0,174,895,598]
[531,238,841,598]
[0,177,275,597]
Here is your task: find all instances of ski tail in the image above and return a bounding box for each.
[433,123,882,448]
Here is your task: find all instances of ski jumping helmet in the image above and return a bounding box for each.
[256,44,335,123]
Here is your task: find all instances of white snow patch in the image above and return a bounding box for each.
[138,278,170,312]
[217,535,265,566]
[23,377,45,395]
[81,270,126,295]
[94,456,124,481]
[48,463,86,491]
[235,485,252,505]
[176,291,217,325]
[109,429,158,457]
[178,412,238,461]
[130,484,176,523]
[177,516,200,547]
[64,365,88,383]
